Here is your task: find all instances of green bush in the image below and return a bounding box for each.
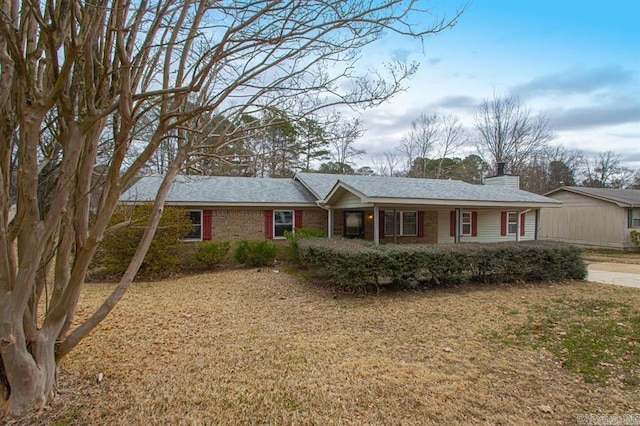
[298,240,587,292]
[93,205,195,278]
[630,230,640,252]
[196,241,231,266]
[234,240,278,267]
[284,227,326,263]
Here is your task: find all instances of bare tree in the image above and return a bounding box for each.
[518,145,582,193]
[0,0,464,416]
[434,115,466,178]
[474,94,554,174]
[399,113,467,178]
[327,115,366,174]
[400,113,439,177]
[372,150,402,176]
[632,172,640,190]
[580,151,636,188]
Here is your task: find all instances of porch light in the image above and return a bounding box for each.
[367,213,374,220]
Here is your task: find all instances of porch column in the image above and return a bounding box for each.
[373,206,380,246]
[327,208,334,238]
[457,208,463,243]
[515,210,521,242]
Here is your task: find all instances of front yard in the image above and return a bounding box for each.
[16,268,640,425]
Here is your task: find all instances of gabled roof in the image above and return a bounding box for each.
[120,175,317,206]
[545,186,640,207]
[296,173,560,207]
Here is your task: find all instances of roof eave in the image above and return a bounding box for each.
[545,187,632,207]
[362,197,561,208]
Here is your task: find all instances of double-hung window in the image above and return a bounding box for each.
[461,212,472,236]
[507,212,518,235]
[384,211,417,236]
[631,208,640,227]
[274,210,294,238]
[185,210,203,240]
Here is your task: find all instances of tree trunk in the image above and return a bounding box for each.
[0,312,58,416]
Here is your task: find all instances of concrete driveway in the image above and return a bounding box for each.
[587,262,640,289]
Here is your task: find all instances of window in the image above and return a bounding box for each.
[384,211,417,236]
[462,212,472,236]
[633,209,640,227]
[274,210,294,238]
[185,210,202,240]
[507,212,518,235]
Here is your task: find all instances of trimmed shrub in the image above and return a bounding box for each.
[284,227,326,263]
[93,204,195,278]
[196,241,231,267]
[297,239,386,292]
[298,239,587,292]
[234,240,278,267]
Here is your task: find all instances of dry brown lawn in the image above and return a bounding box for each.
[11,268,640,425]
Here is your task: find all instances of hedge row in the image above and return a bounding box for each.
[297,239,587,291]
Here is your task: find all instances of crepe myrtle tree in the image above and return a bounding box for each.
[0,0,464,416]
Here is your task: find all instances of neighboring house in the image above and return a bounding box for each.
[119,171,560,245]
[539,186,640,249]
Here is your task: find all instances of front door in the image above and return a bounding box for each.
[344,211,365,239]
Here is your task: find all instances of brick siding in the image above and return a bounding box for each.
[197,207,328,241]
[181,206,437,244]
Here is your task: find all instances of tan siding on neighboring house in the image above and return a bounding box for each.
[438,209,536,243]
[539,191,628,248]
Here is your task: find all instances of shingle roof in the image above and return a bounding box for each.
[546,186,640,207]
[121,173,561,207]
[120,175,318,205]
[295,173,558,204]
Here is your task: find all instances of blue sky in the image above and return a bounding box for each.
[355,0,640,169]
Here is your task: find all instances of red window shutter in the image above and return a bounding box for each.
[202,210,212,241]
[500,212,507,236]
[417,211,425,238]
[379,210,385,237]
[264,210,273,239]
[294,210,303,229]
[471,211,478,237]
[450,210,456,237]
[520,212,526,236]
